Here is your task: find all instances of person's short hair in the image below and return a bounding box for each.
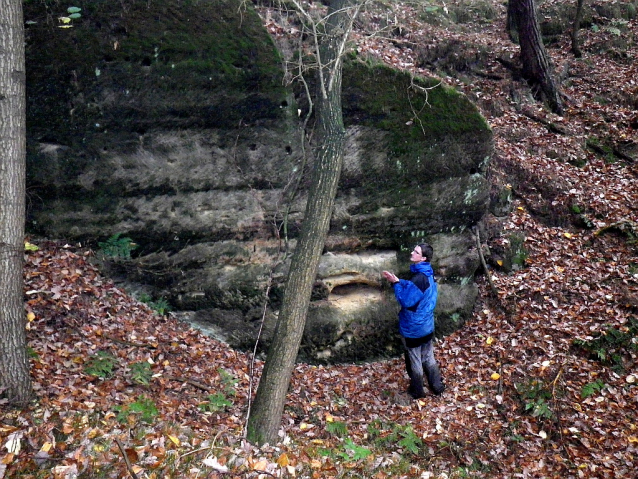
[417,243,433,261]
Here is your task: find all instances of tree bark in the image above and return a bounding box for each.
[246,0,354,446]
[509,0,564,114]
[571,0,586,58]
[0,0,33,406]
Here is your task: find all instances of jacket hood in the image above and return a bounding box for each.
[410,262,434,276]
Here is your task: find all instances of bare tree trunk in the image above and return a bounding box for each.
[0,0,33,406]
[509,0,564,114]
[246,0,355,446]
[571,0,586,58]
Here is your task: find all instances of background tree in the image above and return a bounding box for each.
[508,0,564,114]
[246,0,362,445]
[571,0,587,58]
[0,0,33,406]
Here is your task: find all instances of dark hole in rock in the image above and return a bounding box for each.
[330,283,378,296]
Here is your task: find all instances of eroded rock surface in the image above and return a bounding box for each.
[25,0,492,362]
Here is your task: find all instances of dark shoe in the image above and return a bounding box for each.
[408,388,426,399]
[432,384,446,396]
[408,377,426,399]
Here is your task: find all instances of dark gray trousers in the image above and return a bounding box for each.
[402,337,444,397]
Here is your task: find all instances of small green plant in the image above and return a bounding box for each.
[338,438,372,461]
[130,361,153,385]
[393,424,422,454]
[116,395,158,424]
[573,319,638,373]
[57,6,82,28]
[198,393,233,412]
[139,294,171,315]
[318,438,372,462]
[218,368,238,393]
[150,297,171,315]
[326,420,349,437]
[84,351,117,378]
[198,368,238,412]
[98,233,137,259]
[27,346,39,359]
[515,379,554,419]
[368,421,422,455]
[581,379,606,398]
[508,233,528,269]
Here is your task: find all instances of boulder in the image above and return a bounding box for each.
[24,0,492,362]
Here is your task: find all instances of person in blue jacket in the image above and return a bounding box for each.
[383,243,445,398]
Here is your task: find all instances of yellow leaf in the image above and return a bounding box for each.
[496,259,503,266]
[564,232,573,238]
[167,435,180,446]
[58,16,71,23]
[325,413,334,423]
[517,206,525,211]
[41,442,53,453]
[26,312,36,322]
[491,373,501,380]
[299,422,310,430]
[277,453,290,467]
[486,337,494,345]
[628,436,638,444]
[253,459,268,470]
[24,242,39,252]
[417,399,426,407]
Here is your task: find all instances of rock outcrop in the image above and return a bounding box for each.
[24,0,492,362]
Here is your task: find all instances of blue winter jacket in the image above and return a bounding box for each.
[392,262,438,338]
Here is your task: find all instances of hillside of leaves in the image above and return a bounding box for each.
[2,0,638,478]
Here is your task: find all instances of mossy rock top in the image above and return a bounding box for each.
[24,0,287,143]
[342,60,492,183]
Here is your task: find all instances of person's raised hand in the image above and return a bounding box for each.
[382,271,398,283]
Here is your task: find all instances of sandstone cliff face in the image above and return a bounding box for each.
[24,0,492,362]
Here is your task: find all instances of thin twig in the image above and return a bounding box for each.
[472,226,500,298]
[165,376,212,392]
[115,438,139,479]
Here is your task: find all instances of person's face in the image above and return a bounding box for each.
[410,246,425,263]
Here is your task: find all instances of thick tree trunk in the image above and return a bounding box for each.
[509,0,564,114]
[246,0,353,446]
[0,0,33,405]
[571,0,586,58]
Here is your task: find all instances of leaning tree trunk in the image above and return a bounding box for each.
[0,0,33,406]
[571,0,586,58]
[509,0,564,114]
[246,0,354,446]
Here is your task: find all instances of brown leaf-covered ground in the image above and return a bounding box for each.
[2,1,638,478]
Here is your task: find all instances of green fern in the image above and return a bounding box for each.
[581,379,606,398]
[98,233,137,259]
[130,361,153,385]
[84,351,117,378]
[326,421,349,437]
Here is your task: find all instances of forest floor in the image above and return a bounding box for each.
[2,1,638,478]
